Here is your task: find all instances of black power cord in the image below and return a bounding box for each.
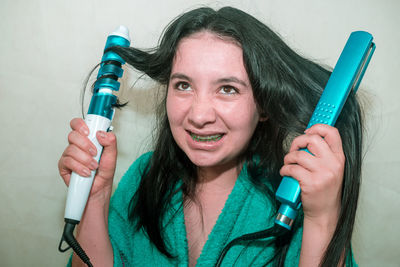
[215,224,288,267]
[59,219,93,267]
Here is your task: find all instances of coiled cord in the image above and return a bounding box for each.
[59,220,93,267]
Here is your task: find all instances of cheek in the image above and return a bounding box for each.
[166,95,189,151]
[166,91,178,123]
[229,104,260,143]
[245,97,261,128]
[166,94,174,123]
[241,112,260,137]
[166,93,186,129]
[226,101,260,130]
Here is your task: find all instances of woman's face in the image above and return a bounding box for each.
[166,31,261,171]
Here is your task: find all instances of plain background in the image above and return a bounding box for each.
[1,0,399,266]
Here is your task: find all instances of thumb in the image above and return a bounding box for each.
[95,131,117,178]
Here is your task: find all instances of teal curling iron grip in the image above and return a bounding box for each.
[275,31,375,230]
[58,26,131,266]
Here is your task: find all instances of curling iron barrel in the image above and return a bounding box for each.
[275,31,375,230]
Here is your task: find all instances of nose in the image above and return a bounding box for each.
[188,94,216,128]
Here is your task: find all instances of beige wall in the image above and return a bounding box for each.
[0,0,398,266]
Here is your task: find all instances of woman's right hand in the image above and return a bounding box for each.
[58,118,117,197]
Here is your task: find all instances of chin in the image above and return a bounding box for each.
[187,154,217,167]
[185,150,236,170]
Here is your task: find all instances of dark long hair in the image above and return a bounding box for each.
[110,6,362,266]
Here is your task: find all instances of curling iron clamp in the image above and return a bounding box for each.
[275,31,376,230]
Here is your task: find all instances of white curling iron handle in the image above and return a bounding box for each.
[64,114,111,221]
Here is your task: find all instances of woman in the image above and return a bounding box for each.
[59,6,362,267]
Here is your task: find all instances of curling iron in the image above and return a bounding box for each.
[58,26,131,266]
[275,31,376,230]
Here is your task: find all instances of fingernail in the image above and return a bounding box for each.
[98,131,106,138]
[83,168,91,177]
[89,147,97,156]
[90,161,98,170]
[82,128,89,135]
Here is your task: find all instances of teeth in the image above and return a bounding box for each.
[190,133,223,142]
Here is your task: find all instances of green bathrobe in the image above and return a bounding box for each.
[68,152,357,266]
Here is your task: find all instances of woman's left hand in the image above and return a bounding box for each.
[279,124,345,225]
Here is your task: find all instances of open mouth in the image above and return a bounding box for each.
[189,132,224,142]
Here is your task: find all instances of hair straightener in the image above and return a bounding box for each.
[58,26,131,267]
[275,31,375,230]
[215,31,375,267]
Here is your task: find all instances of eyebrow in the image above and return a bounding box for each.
[170,73,193,83]
[170,72,249,87]
[217,77,248,87]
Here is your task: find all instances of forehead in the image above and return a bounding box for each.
[178,31,241,48]
[171,32,248,80]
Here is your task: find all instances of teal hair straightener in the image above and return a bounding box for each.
[215,31,375,267]
[275,31,376,230]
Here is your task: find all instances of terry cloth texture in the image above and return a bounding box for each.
[67,152,357,266]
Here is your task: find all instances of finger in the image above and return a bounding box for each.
[280,164,311,184]
[67,131,97,156]
[58,158,72,185]
[62,145,99,171]
[97,131,117,160]
[290,133,331,158]
[283,150,319,172]
[63,173,71,186]
[70,118,89,136]
[305,124,343,155]
[59,154,93,178]
[95,131,118,176]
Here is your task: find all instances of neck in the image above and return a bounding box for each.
[196,161,243,195]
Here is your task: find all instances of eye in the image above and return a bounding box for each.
[219,86,238,95]
[175,82,192,91]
